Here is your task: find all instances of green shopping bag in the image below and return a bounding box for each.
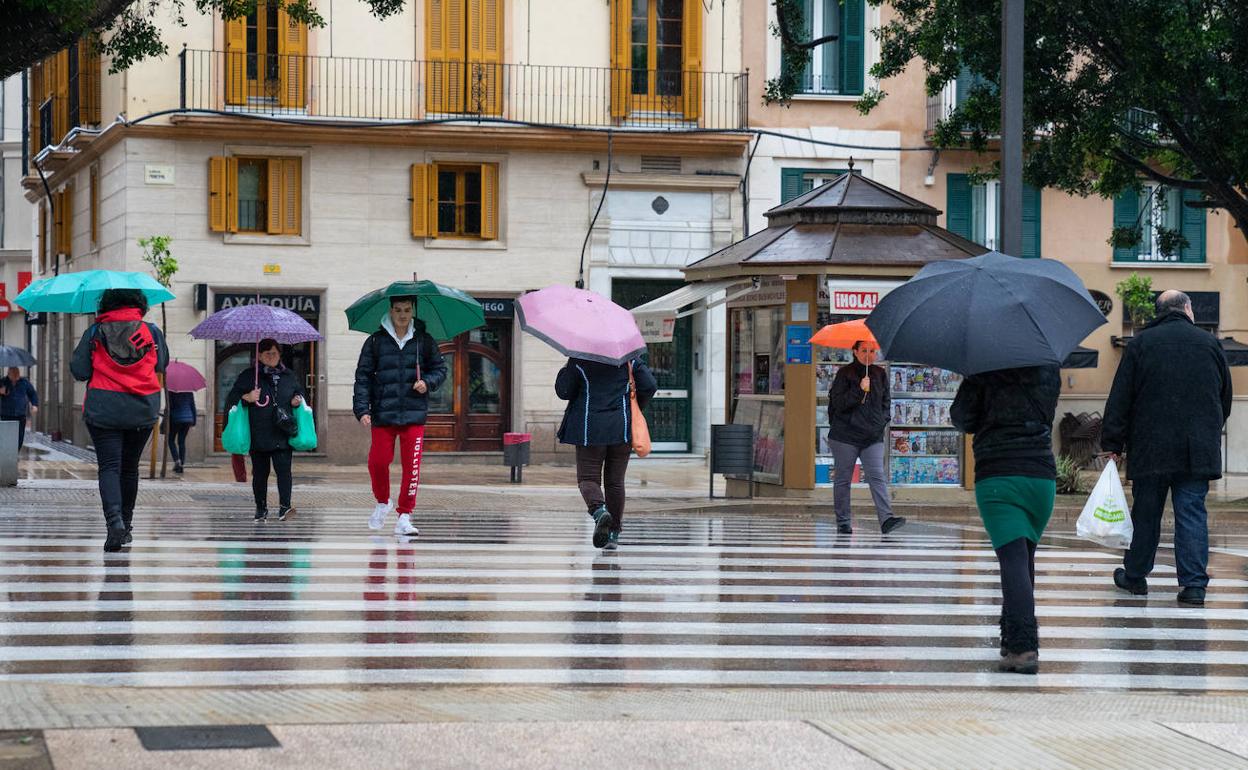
[221,402,251,454]
[289,401,318,452]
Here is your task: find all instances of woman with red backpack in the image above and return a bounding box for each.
[71,289,169,552]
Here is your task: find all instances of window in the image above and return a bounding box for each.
[780,167,848,203]
[610,0,702,119]
[207,156,302,236]
[224,3,306,107]
[946,174,1041,258]
[779,0,864,96]
[426,0,502,115]
[28,38,101,154]
[89,164,100,246]
[37,204,47,274]
[410,162,499,240]
[54,185,73,259]
[1112,184,1205,264]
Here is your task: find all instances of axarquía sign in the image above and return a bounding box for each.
[214,293,321,316]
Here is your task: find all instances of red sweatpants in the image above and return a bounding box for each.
[368,424,426,514]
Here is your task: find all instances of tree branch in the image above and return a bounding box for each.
[774,1,837,50]
[1110,149,1207,190]
[0,0,137,79]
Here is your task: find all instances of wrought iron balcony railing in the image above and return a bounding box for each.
[180,49,748,130]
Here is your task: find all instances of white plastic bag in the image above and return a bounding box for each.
[1076,459,1134,549]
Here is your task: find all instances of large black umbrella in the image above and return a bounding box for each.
[865,251,1106,375]
[0,346,36,368]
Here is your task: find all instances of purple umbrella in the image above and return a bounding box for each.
[517,285,646,366]
[165,361,207,393]
[190,304,322,403]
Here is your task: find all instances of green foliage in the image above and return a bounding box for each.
[1055,455,1083,495]
[847,0,1248,246]
[139,235,178,290]
[1154,226,1189,258]
[1108,226,1142,251]
[1115,272,1155,328]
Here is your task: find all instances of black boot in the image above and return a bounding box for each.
[103,510,126,553]
[998,615,1039,674]
[122,511,134,546]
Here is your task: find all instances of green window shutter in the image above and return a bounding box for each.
[782,0,815,94]
[955,63,972,109]
[781,168,806,204]
[1022,183,1042,258]
[946,173,972,240]
[1180,188,1206,263]
[839,0,865,96]
[1112,188,1141,262]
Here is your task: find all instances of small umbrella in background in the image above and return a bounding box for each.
[865,251,1106,375]
[190,303,322,405]
[0,346,36,368]
[517,285,646,366]
[809,319,877,349]
[165,361,207,393]
[14,270,174,314]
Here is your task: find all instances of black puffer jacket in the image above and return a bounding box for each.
[352,319,448,427]
[951,365,1060,482]
[225,365,306,453]
[556,358,658,447]
[827,361,890,449]
[1102,311,1232,480]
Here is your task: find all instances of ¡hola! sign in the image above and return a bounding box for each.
[826,281,903,315]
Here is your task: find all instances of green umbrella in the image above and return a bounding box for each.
[14,270,175,314]
[345,280,485,341]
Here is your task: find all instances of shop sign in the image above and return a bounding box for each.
[638,313,676,344]
[785,325,812,364]
[727,277,831,308]
[144,164,175,185]
[478,298,515,318]
[263,264,282,276]
[0,298,10,320]
[214,293,321,316]
[1088,290,1113,318]
[826,280,903,315]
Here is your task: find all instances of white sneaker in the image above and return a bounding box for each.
[394,513,419,536]
[369,502,390,530]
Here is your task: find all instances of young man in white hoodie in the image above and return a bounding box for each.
[353,297,447,536]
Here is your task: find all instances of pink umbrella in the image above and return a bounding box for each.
[517,285,647,366]
[165,361,207,393]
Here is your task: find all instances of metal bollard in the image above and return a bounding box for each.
[0,420,18,487]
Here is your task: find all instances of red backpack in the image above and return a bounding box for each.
[89,309,160,395]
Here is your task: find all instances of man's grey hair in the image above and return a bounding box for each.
[1156,290,1191,314]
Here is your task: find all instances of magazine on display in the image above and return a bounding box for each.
[891,399,952,427]
[890,429,960,456]
[890,456,960,485]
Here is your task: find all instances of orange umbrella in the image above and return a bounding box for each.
[809,319,877,349]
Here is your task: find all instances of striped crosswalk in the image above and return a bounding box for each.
[1,501,1246,692]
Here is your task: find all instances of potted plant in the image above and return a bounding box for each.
[1113,272,1154,346]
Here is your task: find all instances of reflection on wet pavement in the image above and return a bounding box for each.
[0,500,1246,692]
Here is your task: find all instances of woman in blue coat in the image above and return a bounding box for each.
[167,390,196,474]
[556,356,657,550]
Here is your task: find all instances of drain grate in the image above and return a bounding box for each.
[134,725,280,751]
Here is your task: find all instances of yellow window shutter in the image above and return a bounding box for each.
[208,156,228,232]
[89,165,99,245]
[427,163,441,237]
[277,8,307,109]
[226,157,240,233]
[79,38,101,124]
[410,163,430,238]
[266,158,285,234]
[280,158,301,235]
[480,163,499,240]
[682,0,702,121]
[224,16,247,105]
[467,0,502,115]
[609,0,629,119]
[53,49,70,142]
[426,0,447,114]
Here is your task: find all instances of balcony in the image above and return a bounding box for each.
[179,49,748,131]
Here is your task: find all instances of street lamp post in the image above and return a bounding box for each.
[1000,0,1024,257]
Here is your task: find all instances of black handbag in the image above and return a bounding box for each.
[273,405,297,437]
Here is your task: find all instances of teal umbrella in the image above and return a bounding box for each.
[345,280,485,341]
[14,270,175,314]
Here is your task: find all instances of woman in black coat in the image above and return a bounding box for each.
[556,356,658,550]
[225,338,306,522]
[826,341,904,535]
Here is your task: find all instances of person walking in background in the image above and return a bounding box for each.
[1102,290,1232,607]
[354,296,447,537]
[951,364,1061,675]
[0,367,39,450]
[225,339,306,522]
[70,289,169,553]
[167,390,196,474]
[555,356,657,550]
[827,341,905,535]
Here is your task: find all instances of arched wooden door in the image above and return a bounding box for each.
[425,321,510,452]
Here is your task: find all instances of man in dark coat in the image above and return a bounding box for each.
[0,367,39,449]
[1102,290,1232,606]
[354,296,447,537]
